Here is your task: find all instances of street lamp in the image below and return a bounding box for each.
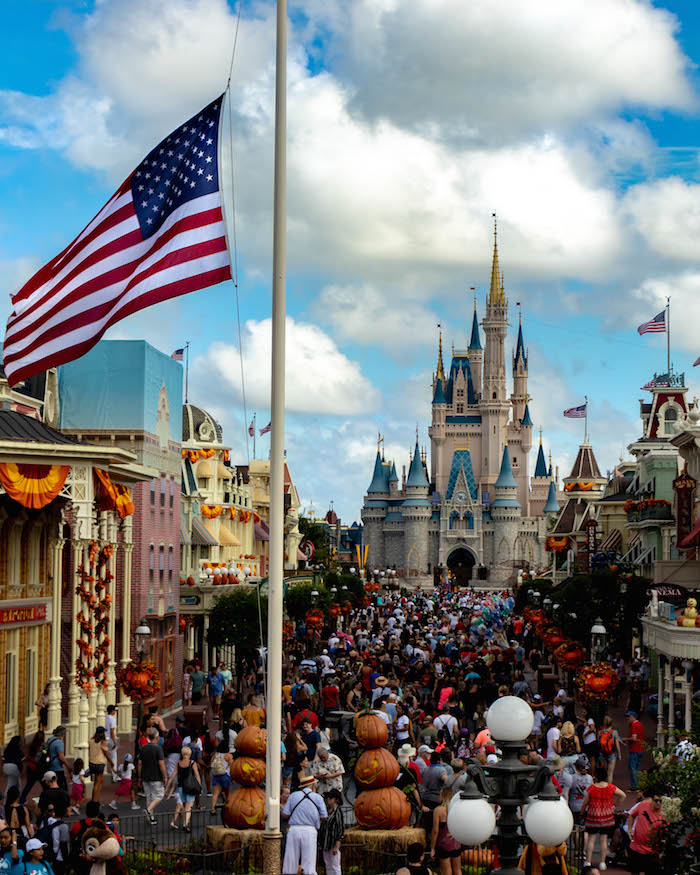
[349,567,356,575]
[341,584,347,591]
[590,618,607,661]
[532,590,541,606]
[448,696,573,875]
[134,620,152,663]
[543,596,552,615]
[330,586,338,595]
[310,589,319,599]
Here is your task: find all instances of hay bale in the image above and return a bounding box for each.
[342,826,426,871]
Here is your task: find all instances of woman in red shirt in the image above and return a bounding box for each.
[580,764,626,869]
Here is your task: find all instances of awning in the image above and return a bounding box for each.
[599,528,622,551]
[255,521,269,542]
[191,516,217,547]
[180,518,191,546]
[197,459,212,477]
[635,545,655,566]
[218,523,241,547]
[680,519,700,548]
[218,462,232,479]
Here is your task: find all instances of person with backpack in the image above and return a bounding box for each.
[19,732,45,805]
[35,803,69,875]
[434,704,458,749]
[20,838,56,875]
[163,726,183,779]
[209,740,233,815]
[597,716,621,784]
[165,746,202,832]
[37,773,70,820]
[37,728,70,792]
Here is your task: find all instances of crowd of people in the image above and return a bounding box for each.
[0,582,678,875]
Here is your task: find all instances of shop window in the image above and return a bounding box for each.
[7,525,21,589]
[664,407,678,435]
[160,474,166,507]
[150,481,155,506]
[5,646,17,728]
[169,478,174,510]
[25,635,37,718]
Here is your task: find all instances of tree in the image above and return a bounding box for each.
[285,582,331,623]
[298,517,331,566]
[208,589,267,679]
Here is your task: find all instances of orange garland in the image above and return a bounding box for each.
[0,462,69,510]
[202,505,223,519]
[199,448,216,459]
[94,470,135,519]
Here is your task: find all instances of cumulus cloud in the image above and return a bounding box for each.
[625,177,700,263]
[629,271,700,354]
[303,0,694,140]
[192,316,380,415]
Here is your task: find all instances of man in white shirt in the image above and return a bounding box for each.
[104,704,118,772]
[434,705,458,744]
[282,775,327,875]
[546,718,562,760]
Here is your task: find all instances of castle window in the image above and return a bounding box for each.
[456,404,463,413]
[492,392,497,400]
[664,407,678,435]
[513,457,518,467]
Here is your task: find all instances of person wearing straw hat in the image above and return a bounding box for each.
[371,677,391,706]
[282,774,327,875]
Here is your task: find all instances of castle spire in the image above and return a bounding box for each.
[488,213,501,305]
[436,326,445,382]
[469,306,482,350]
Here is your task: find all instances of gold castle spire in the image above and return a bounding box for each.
[436,325,445,382]
[488,213,503,305]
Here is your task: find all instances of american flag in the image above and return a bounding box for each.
[171,348,184,361]
[694,356,700,368]
[637,311,666,335]
[248,420,255,437]
[563,404,587,419]
[260,421,272,435]
[2,96,230,387]
[640,379,654,391]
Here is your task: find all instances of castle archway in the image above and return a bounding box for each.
[446,547,476,587]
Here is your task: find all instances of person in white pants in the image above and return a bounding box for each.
[319,789,345,875]
[282,775,327,875]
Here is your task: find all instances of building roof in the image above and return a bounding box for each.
[469,309,482,350]
[191,515,218,546]
[406,441,429,488]
[445,415,482,424]
[182,403,223,444]
[514,320,528,369]
[432,378,446,404]
[521,404,533,427]
[552,497,595,535]
[367,451,388,493]
[445,449,477,501]
[0,409,82,445]
[388,462,399,483]
[544,480,559,513]
[445,356,477,405]
[567,441,603,480]
[534,443,548,478]
[495,445,517,488]
[384,511,403,522]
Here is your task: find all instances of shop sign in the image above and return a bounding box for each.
[179,596,201,606]
[0,602,48,626]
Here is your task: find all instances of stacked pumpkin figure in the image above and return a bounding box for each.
[354,710,410,830]
[224,726,267,830]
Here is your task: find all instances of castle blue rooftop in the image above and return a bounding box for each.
[494,445,517,488]
[469,310,482,350]
[534,443,548,478]
[514,321,528,369]
[445,449,477,501]
[367,451,388,493]
[521,404,533,427]
[406,441,429,488]
[544,480,560,513]
[432,377,446,405]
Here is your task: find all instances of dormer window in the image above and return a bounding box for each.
[664,408,677,435]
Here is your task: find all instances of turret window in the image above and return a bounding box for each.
[664,408,677,435]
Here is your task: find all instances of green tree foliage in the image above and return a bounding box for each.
[207,589,267,667]
[285,582,331,622]
[298,517,331,566]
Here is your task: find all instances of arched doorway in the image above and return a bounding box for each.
[447,547,476,587]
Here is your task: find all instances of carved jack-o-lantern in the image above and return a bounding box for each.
[354,786,410,830]
[355,712,388,750]
[223,786,266,829]
[235,726,267,757]
[354,747,400,790]
[230,755,267,787]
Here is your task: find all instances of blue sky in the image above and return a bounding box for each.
[4,0,700,521]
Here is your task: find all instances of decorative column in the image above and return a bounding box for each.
[682,659,693,733]
[47,523,66,731]
[656,654,665,747]
[117,515,134,737]
[105,511,118,707]
[75,537,90,763]
[187,623,195,661]
[94,514,108,730]
[203,613,210,667]
[66,536,84,753]
[666,659,675,737]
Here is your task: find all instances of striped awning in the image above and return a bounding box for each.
[599,528,622,551]
[217,523,241,546]
[191,516,217,547]
[255,521,269,542]
[180,518,191,546]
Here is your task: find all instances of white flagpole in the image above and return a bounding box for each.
[264,0,286,870]
[666,296,671,378]
[584,395,588,443]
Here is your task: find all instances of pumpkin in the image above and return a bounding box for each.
[186,576,195,586]
[223,786,266,829]
[462,848,493,866]
[589,676,611,692]
[132,670,151,691]
[354,747,400,790]
[228,573,237,584]
[355,712,388,750]
[230,755,266,787]
[213,574,221,585]
[354,786,410,830]
[235,726,267,757]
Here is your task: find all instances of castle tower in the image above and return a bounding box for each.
[468,304,483,399]
[479,218,510,499]
[511,312,529,423]
[530,429,552,516]
[430,328,448,485]
[403,439,431,574]
[490,445,521,583]
[361,450,391,569]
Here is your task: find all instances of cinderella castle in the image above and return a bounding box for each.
[361,226,560,585]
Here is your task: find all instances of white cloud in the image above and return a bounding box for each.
[193,316,380,415]
[0,255,42,322]
[629,271,700,354]
[625,177,700,263]
[303,0,694,140]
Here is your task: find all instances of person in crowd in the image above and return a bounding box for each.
[309,746,344,796]
[19,731,45,805]
[430,787,462,875]
[555,721,581,772]
[623,711,645,791]
[22,838,56,875]
[137,727,167,824]
[109,753,136,811]
[568,756,593,821]
[165,745,202,832]
[396,841,436,875]
[1,737,23,794]
[281,775,327,875]
[206,666,226,720]
[69,758,87,815]
[104,705,118,773]
[242,693,265,727]
[37,772,70,820]
[627,790,665,875]
[190,664,207,704]
[580,763,626,870]
[318,789,344,875]
[5,786,33,841]
[182,664,193,706]
[44,728,70,792]
[597,715,622,784]
[209,740,233,814]
[0,827,23,873]
[88,727,110,802]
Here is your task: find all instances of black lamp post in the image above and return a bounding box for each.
[133,619,152,732]
[448,697,573,875]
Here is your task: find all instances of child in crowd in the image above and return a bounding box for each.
[70,758,87,814]
[109,753,136,811]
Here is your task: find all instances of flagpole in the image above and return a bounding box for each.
[584,395,588,443]
[264,0,286,870]
[253,412,257,460]
[666,296,671,378]
[184,341,190,403]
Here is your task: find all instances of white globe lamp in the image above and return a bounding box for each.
[447,794,496,846]
[486,695,534,742]
[243,566,252,576]
[524,796,574,847]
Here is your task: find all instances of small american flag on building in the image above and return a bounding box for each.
[640,379,654,391]
[563,404,587,419]
[171,348,184,361]
[2,96,230,387]
[637,311,666,335]
[248,420,255,437]
[260,421,272,435]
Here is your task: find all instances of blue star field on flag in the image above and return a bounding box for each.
[130,96,223,240]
